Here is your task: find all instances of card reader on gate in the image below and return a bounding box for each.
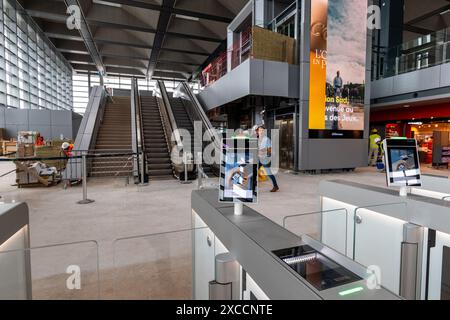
[273,245,362,291]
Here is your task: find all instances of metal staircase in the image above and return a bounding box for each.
[91,96,133,177]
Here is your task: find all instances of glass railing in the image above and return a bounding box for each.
[0,241,99,300]
[373,27,450,80]
[200,26,297,88]
[113,227,209,300]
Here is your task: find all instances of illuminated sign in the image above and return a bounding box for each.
[309,0,368,139]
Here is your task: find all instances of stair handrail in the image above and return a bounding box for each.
[131,78,146,181]
[62,86,108,181]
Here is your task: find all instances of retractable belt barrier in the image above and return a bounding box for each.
[0,152,138,162]
[1,151,139,205]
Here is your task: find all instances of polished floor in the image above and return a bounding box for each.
[0,162,448,299]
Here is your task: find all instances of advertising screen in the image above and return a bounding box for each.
[309,0,368,139]
[219,138,258,203]
[384,139,422,187]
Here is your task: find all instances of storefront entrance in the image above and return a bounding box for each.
[275,114,295,170]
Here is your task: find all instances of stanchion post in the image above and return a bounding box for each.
[139,151,148,186]
[181,151,192,185]
[77,152,94,204]
[197,151,203,189]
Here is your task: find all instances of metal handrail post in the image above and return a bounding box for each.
[77,152,95,204]
[198,151,203,190]
[181,152,192,185]
[139,151,148,186]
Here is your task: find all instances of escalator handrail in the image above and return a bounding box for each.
[181,82,221,153]
[132,78,145,179]
[156,81,184,149]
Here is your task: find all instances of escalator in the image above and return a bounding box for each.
[140,95,174,179]
[155,81,219,179]
[168,95,214,177]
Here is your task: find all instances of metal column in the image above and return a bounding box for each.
[400,223,423,300]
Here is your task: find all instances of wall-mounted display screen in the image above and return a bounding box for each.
[219,138,258,203]
[384,139,422,187]
[309,0,368,139]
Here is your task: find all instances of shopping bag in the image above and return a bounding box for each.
[258,166,268,182]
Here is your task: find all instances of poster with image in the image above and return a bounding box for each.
[309,0,368,138]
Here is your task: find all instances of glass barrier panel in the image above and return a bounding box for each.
[353,202,408,296]
[113,227,209,300]
[0,241,99,300]
[321,197,360,256]
[283,209,348,255]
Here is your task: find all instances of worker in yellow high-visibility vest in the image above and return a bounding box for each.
[369,129,382,166]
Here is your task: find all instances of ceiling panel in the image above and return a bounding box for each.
[22,0,248,79]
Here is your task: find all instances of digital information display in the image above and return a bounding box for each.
[309,0,368,139]
[384,139,422,187]
[219,138,258,203]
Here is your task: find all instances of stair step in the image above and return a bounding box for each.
[146,158,171,164]
[148,169,173,176]
[148,163,172,170]
[91,172,132,178]
[144,143,166,148]
[145,139,166,143]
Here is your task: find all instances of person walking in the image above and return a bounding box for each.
[256,125,279,193]
[369,129,382,166]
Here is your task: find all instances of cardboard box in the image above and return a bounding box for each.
[18,144,35,158]
[251,26,296,65]
[0,128,6,141]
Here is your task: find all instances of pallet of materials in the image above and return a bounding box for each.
[15,161,57,188]
[2,139,17,155]
[36,145,66,171]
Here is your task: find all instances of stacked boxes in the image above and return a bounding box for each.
[251,26,296,65]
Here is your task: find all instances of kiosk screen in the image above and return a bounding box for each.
[384,138,422,187]
[219,137,258,203]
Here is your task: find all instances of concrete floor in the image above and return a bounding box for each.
[0,161,448,299]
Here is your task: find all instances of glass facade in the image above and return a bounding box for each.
[72,73,169,114]
[0,0,73,111]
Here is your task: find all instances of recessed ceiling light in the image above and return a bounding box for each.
[93,0,122,8]
[176,14,200,22]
